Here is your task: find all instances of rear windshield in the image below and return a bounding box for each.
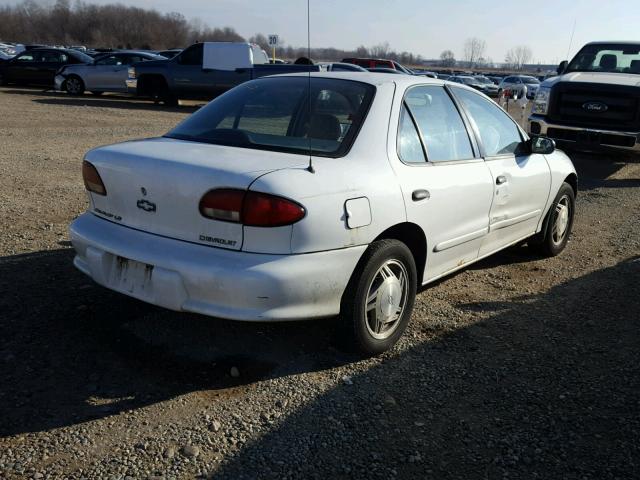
[166,77,376,157]
[567,43,640,74]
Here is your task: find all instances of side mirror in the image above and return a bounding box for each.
[530,136,556,155]
[557,60,568,75]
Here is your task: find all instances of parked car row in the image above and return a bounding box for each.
[0,43,544,107]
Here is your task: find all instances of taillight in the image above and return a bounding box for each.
[199,189,305,227]
[199,189,244,222]
[82,160,107,195]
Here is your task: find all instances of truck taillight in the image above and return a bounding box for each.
[82,161,107,195]
[199,189,305,227]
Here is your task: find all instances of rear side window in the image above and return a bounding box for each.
[398,107,426,163]
[178,44,203,65]
[15,53,35,62]
[452,87,523,156]
[166,77,375,157]
[40,51,66,63]
[399,86,474,163]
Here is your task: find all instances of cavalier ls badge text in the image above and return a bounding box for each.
[582,101,608,113]
[137,199,157,212]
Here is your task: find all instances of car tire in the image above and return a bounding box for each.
[340,239,417,356]
[0,72,6,86]
[65,75,85,96]
[529,182,575,257]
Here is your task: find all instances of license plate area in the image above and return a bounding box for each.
[107,255,155,298]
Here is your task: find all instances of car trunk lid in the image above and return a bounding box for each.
[85,137,308,250]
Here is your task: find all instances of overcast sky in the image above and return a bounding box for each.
[2,0,639,63]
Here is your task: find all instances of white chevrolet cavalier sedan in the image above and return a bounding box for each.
[70,73,577,355]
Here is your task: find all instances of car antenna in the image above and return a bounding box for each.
[565,19,576,60]
[306,0,315,173]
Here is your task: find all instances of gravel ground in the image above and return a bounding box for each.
[0,86,639,480]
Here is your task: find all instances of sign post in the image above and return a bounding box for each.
[268,34,279,63]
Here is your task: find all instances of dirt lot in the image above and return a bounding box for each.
[1,86,639,480]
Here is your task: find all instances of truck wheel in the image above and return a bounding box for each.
[150,80,178,106]
[529,182,575,257]
[65,75,85,96]
[340,239,417,356]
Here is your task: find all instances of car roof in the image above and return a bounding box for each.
[272,71,463,90]
[584,41,640,46]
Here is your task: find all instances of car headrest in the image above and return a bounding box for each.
[599,54,617,70]
[630,60,640,73]
[308,114,341,141]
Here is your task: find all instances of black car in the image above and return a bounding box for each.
[0,48,94,87]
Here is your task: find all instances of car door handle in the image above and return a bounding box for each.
[412,189,430,201]
[496,175,507,185]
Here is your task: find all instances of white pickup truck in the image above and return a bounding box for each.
[529,41,640,153]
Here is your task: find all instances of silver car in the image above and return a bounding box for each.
[55,51,165,95]
[498,75,540,99]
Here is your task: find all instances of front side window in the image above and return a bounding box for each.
[166,77,375,157]
[400,86,474,163]
[96,55,121,66]
[453,87,523,157]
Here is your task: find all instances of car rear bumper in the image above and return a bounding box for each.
[69,213,366,321]
[528,115,640,152]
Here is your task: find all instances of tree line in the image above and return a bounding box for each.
[0,0,244,49]
[441,37,534,70]
[0,1,533,68]
[0,0,424,64]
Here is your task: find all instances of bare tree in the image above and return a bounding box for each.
[440,49,456,67]
[505,45,533,70]
[355,45,369,57]
[463,37,486,67]
[0,2,428,64]
[248,34,269,51]
[0,0,243,49]
[369,42,390,58]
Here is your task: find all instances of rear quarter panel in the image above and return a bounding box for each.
[247,81,406,254]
